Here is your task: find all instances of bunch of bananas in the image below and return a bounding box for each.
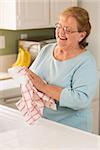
[12,47,31,67]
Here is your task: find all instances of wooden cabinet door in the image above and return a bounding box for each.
[17,0,49,29]
[0,0,49,30]
[50,0,77,27]
[0,0,16,29]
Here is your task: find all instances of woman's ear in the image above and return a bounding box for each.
[79,31,86,42]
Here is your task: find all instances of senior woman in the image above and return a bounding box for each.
[26,7,97,132]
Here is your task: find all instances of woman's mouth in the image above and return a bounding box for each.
[58,35,67,40]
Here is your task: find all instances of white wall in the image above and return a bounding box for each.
[78,0,100,70]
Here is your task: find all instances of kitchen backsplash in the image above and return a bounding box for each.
[0,28,54,56]
[0,54,17,72]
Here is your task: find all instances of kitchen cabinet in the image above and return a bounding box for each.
[0,0,49,30]
[0,0,77,30]
[50,0,77,27]
[17,0,50,29]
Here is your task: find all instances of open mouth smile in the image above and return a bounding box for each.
[58,35,67,40]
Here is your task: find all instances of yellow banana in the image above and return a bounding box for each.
[24,49,31,67]
[17,48,31,67]
[12,48,23,67]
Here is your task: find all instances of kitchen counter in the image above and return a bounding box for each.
[0,106,100,150]
[0,78,21,99]
[0,78,21,108]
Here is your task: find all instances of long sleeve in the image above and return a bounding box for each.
[59,58,97,110]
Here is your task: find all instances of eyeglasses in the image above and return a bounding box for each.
[55,23,79,34]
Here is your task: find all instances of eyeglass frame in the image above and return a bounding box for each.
[55,23,80,34]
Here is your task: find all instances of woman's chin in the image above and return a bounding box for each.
[57,38,67,47]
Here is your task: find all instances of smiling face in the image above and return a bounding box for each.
[55,15,86,50]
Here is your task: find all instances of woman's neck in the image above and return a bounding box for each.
[54,45,86,61]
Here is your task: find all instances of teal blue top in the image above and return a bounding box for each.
[30,43,97,132]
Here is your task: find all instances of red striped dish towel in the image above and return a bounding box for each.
[8,67,56,125]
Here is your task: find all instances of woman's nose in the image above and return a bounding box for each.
[59,28,66,36]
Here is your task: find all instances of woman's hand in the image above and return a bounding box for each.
[25,68,45,92]
[25,67,62,101]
